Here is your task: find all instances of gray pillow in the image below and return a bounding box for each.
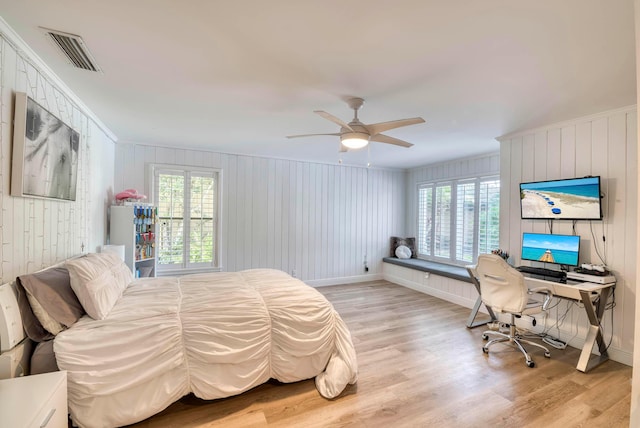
[31,340,59,375]
[17,267,85,329]
[15,280,53,342]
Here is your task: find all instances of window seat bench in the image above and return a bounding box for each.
[381,257,472,283]
[381,257,495,328]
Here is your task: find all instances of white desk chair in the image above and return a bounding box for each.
[475,254,553,368]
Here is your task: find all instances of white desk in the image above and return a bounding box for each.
[465,266,497,328]
[524,277,614,373]
[466,264,614,373]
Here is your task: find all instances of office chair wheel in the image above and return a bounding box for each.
[526,360,535,368]
[482,346,489,354]
[544,351,551,358]
[482,334,488,340]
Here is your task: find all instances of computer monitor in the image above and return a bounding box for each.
[521,232,580,267]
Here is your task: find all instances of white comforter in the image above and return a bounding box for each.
[54,269,358,428]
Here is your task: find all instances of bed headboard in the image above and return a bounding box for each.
[0,280,26,352]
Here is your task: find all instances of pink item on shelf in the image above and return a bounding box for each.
[115,189,136,200]
[115,189,147,201]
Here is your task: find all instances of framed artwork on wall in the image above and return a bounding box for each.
[11,92,80,201]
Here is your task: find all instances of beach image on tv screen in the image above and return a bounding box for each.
[521,233,579,266]
[520,177,600,219]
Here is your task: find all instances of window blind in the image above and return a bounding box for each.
[478,179,500,255]
[417,184,433,256]
[434,184,451,258]
[455,181,476,262]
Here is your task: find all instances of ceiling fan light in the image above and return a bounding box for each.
[341,132,369,149]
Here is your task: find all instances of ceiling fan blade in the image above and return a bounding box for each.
[314,110,354,131]
[370,133,414,148]
[286,133,341,139]
[365,117,425,136]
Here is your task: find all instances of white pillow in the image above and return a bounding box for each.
[395,245,412,259]
[66,252,133,320]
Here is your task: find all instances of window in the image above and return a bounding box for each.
[417,176,499,264]
[151,165,220,273]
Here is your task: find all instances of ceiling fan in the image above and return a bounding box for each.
[287,97,425,151]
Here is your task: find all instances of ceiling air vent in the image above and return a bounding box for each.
[41,28,101,72]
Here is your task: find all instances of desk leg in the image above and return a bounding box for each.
[576,288,610,372]
[466,276,497,329]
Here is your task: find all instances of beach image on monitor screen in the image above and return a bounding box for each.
[521,233,580,266]
[520,177,601,219]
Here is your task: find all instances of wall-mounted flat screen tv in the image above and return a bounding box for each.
[521,232,580,267]
[519,176,602,220]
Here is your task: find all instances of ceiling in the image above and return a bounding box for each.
[0,1,635,169]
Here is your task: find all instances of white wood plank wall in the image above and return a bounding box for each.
[114,143,406,284]
[499,106,637,365]
[0,32,115,284]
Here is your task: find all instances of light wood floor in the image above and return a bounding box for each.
[129,280,631,427]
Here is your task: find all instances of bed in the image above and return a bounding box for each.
[4,252,358,428]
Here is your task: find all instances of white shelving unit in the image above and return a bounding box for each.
[109,203,157,278]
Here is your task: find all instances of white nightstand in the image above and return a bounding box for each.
[0,371,67,427]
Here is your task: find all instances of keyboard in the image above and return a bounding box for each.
[516,266,566,279]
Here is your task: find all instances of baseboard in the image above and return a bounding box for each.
[607,348,633,367]
[306,273,383,287]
